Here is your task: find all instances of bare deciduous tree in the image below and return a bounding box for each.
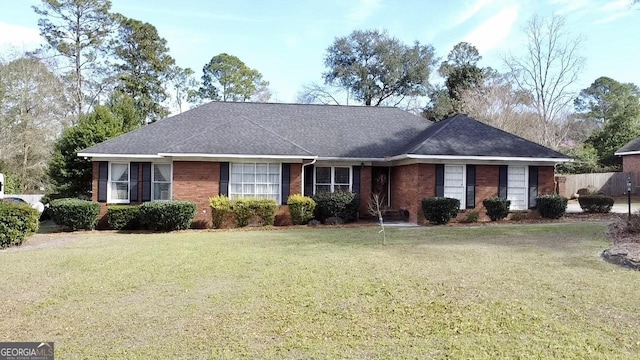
[368,193,388,245]
[503,15,584,148]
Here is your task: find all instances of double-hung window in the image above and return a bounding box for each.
[153,164,172,200]
[507,166,527,210]
[229,163,280,201]
[443,165,465,208]
[109,163,129,203]
[314,166,351,194]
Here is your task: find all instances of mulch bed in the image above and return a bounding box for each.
[601,215,640,270]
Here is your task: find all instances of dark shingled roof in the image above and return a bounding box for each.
[402,114,569,158]
[617,137,640,154]
[81,102,569,160]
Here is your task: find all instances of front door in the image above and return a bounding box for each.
[371,167,390,206]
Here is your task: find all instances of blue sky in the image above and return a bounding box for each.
[1,0,638,103]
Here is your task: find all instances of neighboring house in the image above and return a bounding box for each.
[79,102,570,225]
[616,138,640,184]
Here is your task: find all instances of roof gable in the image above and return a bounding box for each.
[402,114,568,159]
[616,136,640,155]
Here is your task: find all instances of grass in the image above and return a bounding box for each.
[1,223,639,359]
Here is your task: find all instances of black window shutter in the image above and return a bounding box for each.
[304,165,314,197]
[352,166,361,194]
[141,163,151,202]
[498,165,508,199]
[98,161,108,202]
[220,162,229,196]
[466,165,476,209]
[130,162,139,202]
[528,166,539,209]
[281,163,290,205]
[435,164,444,197]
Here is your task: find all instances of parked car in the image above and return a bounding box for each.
[1,197,45,213]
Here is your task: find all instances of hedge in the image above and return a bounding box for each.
[231,198,278,227]
[536,194,568,219]
[578,195,614,213]
[421,197,460,225]
[312,191,360,223]
[287,194,316,225]
[482,197,510,221]
[139,201,197,231]
[107,205,141,230]
[0,202,40,249]
[50,198,100,230]
[209,195,232,228]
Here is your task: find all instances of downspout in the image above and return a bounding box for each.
[301,157,318,197]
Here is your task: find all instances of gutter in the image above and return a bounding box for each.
[301,157,318,197]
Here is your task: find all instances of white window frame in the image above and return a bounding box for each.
[443,164,466,209]
[152,163,173,201]
[108,162,130,204]
[507,165,528,210]
[313,166,352,194]
[229,162,281,203]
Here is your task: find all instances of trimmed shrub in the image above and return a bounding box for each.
[209,195,231,228]
[421,197,460,225]
[0,202,40,249]
[460,210,479,223]
[509,211,529,221]
[482,197,510,221]
[107,205,141,230]
[287,194,316,225]
[578,195,614,213]
[537,194,568,219]
[139,201,196,231]
[230,198,278,227]
[50,198,100,230]
[312,191,360,223]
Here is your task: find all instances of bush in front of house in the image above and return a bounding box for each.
[421,197,460,225]
[231,198,278,227]
[578,194,614,213]
[482,197,510,221]
[536,194,568,219]
[49,198,100,230]
[139,201,196,231]
[107,205,141,230]
[287,194,316,225]
[0,202,40,249]
[460,210,479,223]
[312,191,360,223]
[209,195,232,228]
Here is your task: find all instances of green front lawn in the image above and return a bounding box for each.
[1,223,638,359]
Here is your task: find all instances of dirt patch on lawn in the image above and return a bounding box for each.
[602,215,640,270]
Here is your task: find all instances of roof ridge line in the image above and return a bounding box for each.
[405,115,457,154]
[245,118,315,156]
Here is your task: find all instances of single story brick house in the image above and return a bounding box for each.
[79,102,570,225]
[616,137,640,186]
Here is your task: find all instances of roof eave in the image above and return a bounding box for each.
[614,151,640,156]
[387,154,572,163]
[77,152,164,159]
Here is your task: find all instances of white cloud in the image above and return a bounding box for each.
[348,0,382,25]
[548,0,592,15]
[463,5,519,54]
[594,0,632,24]
[0,22,42,47]
[452,0,494,26]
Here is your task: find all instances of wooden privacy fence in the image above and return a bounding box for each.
[563,172,637,197]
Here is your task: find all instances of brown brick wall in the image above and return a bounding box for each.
[290,163,302,196]
[623,155,640,184]
[91,162,109,228]
[359,166,372,216]
[390,164,435,223]
[172,161,220,228]
[538,166,556,195]
[475,165,499,210]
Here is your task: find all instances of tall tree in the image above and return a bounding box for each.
[504,15,584,148]
[577,77,640,167]
[33,0,114,117]
[198,53,269,102]
[168,65,198,113]
[0,56,70,192]
[323,29,436,106]
[424,42,486,121]
[113,16,175,123]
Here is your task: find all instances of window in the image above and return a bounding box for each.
[229,163,280,201]
[507,166,527,210]
[153,164,172,200]
[109,163,129,203]
[314,166,351,194]
[443,165,465,208]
